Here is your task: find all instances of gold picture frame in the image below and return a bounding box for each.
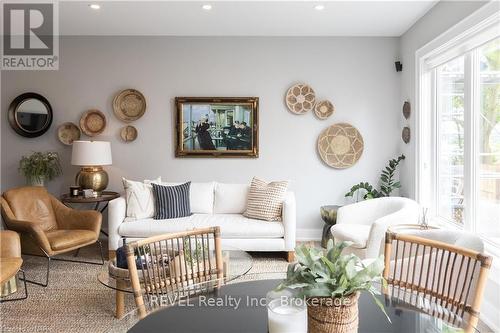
[175,97,259,158]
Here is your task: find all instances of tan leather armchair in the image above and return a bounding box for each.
[1,186,104,287]
[0,230,27,302]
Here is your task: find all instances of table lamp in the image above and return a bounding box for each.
[71,140,112,195]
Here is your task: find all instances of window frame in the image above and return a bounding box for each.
[415,4,500,254]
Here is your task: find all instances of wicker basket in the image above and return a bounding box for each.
[307,292,360,333]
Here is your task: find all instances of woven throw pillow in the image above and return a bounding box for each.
[122,177,161,219]
[244,177,289,221]
[152,182,191,219]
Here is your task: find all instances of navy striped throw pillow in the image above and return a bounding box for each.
[152,182,191,219]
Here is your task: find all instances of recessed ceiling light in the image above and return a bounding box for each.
[314,4,325,11]
[89,4,100,10]
[202,4,212,11]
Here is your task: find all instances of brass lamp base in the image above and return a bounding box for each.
[76,166,109,194]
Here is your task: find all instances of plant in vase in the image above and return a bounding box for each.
[277,240,390,333]
[18,151,62,186]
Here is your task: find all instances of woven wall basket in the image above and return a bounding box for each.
[79,109,106,137]
[57,122,81,145]
[307,292,360,333]
[120,125,138,142]
[317,123,364,169]
[314,100,335,120]
[285,83,316,114]
[113,89,147,122]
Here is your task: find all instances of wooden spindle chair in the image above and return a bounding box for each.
[383,231,492,330]
[125,227,224,318]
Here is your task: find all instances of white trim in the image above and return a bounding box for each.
[423,12,499,70]
[463,52,474,232]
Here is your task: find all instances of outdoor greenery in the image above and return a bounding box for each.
[277,239,390,321]
[479,40,500,164]
[18,151,62,185]
[183,237,208,266]
[345,154,405,201]
[446,40,499,166]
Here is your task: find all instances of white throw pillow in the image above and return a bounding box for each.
[214,183,249,214]
[122,177,161,219]
[158,181,215,214]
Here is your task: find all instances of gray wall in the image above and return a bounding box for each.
[398,1,488,198]
[1,36,401,237]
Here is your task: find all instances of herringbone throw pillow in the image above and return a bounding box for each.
[244,177,289,221]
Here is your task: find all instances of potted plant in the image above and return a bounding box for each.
[277,240,390,333]
[345,154,405,201]
[18,151,62,186]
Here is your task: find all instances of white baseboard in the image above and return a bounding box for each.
[296,228,322,241]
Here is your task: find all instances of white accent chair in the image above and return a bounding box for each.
[330,197,420,259]
[402,228,484,252]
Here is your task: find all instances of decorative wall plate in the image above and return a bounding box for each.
[80,109,106,136]
[402,126,411,144]
[113,89,147,122]
[57,122,81,145]
[403,101,411,119]
[120,125,138,142]
[317,123,364,169]
[314,100,335,120]
[285,83,316,114]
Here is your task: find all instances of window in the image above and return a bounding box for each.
[436,56,465,225]
[477,39,500,243]
[417,8,500,250]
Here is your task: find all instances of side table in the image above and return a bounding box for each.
[60,191,120,237]
[320,205,342,248]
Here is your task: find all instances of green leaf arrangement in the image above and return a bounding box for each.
[277,239,391,322]
[345,154,405,201]
[18,151,62,184]
[183,237,208,267]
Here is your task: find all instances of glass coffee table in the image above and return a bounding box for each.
[98,248,253,318]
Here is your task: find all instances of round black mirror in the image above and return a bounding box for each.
[8,92,53,138]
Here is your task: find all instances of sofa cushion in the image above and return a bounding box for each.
[120,214,284,239]
[159,181,215,214]
[45,229,97,251]
[214,183,249,214]
[330,224,371,249]
[0,258,23,285]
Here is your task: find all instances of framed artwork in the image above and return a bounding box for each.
[175,97,259,157]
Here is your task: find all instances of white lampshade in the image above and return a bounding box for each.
[71,140,112,166]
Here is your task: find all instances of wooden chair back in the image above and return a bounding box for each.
[383,231,491,329]
[125,227,224,318]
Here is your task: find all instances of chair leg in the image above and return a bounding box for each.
[21,240,105,288]
[0,270,29,302]
[20,256,50,287]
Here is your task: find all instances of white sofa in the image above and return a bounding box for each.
[330,197,420,259]
[108,182,296,261]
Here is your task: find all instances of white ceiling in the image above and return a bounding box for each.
[59,1,438,36]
